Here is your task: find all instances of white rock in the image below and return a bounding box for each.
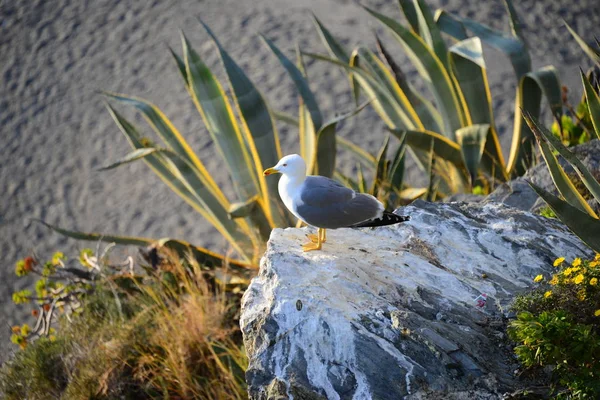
[241,200,591,399]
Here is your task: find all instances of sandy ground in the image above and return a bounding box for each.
[1,0,598,361]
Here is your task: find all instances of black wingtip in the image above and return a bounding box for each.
[352,211,410,228]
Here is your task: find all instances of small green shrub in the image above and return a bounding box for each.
[551,83,597,147]
[509,255,600,398]
[538,206,557,219]
[8,251,97,350]
[472,185,486,196]
[552,112,591,147]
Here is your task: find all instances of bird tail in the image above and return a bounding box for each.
[351,211,410,228]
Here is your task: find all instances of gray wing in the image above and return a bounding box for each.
[300,176,354,207]
[296,176,383,229]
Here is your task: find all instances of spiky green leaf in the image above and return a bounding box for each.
[365,6,464,138]
[200,20,286,226]
[356,47,423,130]
[389,132,407,191]
[105,104,255,260]
[456,124,490,184]
[536,135,594,215]
[527,182,600,253]
[372,135,390,195]
[581,69,600,139]
[503,0,527,44]
[262,36,323,130]
[315,100,371,178]
[357,163,367,193]
[311,14,349,63]
[413,0,448,69]
[565,22,600,65]
[182,34,260,202]
[397,0,420,33]
[296,48,318,174]
[99,148,158,171]
[449,38,506,180]
[433,10,468,41]
[337,136,376,169]
[272,111,299,127]
[436,11,531,79]
[37,220,254,273]
[306,52,416,130]
[374,34,443,132]
[388,128,465,171]
[523,111,600,210]
[508,66,563,176]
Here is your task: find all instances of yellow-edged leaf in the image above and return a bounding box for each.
[508,66,563,176]
[524,110,600,208]
[37,219,255,273]
[200,20,286,227]
[528,182,600,253]
[581,70,600,139]
[105,104,255,261]
[364,6,465,138]
[182,34,261,202]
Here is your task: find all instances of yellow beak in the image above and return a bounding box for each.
[263,167,280,176]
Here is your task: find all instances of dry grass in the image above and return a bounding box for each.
[0,249,248,400]
[133,252,247,399]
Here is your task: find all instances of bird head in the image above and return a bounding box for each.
[263,154,306,178]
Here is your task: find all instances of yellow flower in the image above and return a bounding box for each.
[595,310,600,317]
[590,261,599,268]
[572,258,582,267]
[591,278,598,286]
[544,291,552,298]
[578,290,587,301]
[534,275,543,283]
[571,266,581,273]
[553,257,565,267]
[574,274,585,285]
[563,268,573,276]
[595,253,600,261]
[549,275,559,286]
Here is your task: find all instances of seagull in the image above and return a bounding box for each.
[263,154,410,251]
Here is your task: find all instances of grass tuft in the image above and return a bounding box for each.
[1,249,248,400]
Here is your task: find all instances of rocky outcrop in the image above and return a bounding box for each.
[240,200,591,399]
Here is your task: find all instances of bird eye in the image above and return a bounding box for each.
[283,163,287,167]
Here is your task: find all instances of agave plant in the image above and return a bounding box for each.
[524,25,600,253]
[308,0,564,196]
[42,22,363,271]
[332,133,410,209]
[525,111,600,253]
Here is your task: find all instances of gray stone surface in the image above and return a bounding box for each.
[2,0,598,360]
[241,200,591,399]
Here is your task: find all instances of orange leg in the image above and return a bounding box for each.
[302,228,324,251]
[307,228,327,244]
